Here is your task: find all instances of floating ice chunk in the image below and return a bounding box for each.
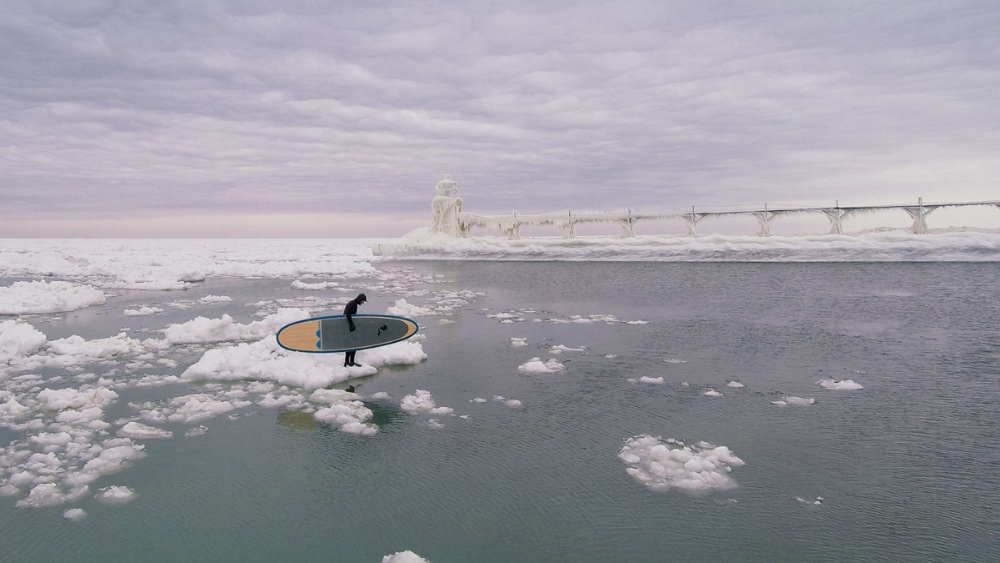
[510,337,528,347]
[38,387,118,410]
[80,439,147,477]
[313,401,377,435]
[164,308,307,344]
[488,312,523,322]
[517,357,565,374]
[185,426,209,437]
[63,508,87,521]
[549,344,586,354]
[663,358,687,364]
[470,398,488,403]
[382,550,430,563]
[46,332,145,363]
[619,435,745,492]
[183,334,424,390]
[291,280,341,290]
[0,320,48,362]
[308,389,359,404]
[0,280,105,315]
[0,396,32,420]
[401,390,453,415]
[199,295,232,303]
[117,422,173,439]
[386,298,436,317]
[504,399,522,408]
[775,396,816,406]
[361,340,428,367]
[638,376,664,384]
[17,483,89,508]
[726,381,745,388]
[124,306,164,317]
[165,394,251,424]
[704,389,723,397]
[96,485,136,505]
[817,378,863,390]
[0,484,20,496]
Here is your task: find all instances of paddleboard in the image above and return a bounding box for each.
[276,314,419,353]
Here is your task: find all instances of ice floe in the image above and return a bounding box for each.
[619,435,745,492]
[517,357,566,374]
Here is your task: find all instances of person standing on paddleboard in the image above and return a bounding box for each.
[343,293,367,367]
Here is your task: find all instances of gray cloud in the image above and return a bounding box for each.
[2,0,998,236]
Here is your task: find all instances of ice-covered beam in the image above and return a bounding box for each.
[902,197,939,234]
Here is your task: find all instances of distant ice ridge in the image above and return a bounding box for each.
[0,239,380,289]
[381,230,1000,262]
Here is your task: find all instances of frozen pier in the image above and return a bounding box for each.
[430,177,999,238]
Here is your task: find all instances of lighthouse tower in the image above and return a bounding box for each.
[430,176,465,237]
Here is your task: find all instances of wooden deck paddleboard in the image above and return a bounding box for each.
[276,314,419,353]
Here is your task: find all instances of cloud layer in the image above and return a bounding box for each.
[2,1,998,236]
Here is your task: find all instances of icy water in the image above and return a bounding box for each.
[3,260,1000,562]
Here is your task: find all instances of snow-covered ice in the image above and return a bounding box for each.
[619,435,745,492]
[517,357,566,374]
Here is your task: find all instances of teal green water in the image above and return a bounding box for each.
[2,262,999,562]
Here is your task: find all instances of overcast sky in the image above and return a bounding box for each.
[2,0,998,237]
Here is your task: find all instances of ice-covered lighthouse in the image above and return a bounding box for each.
[430,175,466,237]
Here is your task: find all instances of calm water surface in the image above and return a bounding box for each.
[2,262,998,562]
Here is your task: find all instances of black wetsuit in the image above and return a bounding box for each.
[343,295,365,366]
[344,296,362,330]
